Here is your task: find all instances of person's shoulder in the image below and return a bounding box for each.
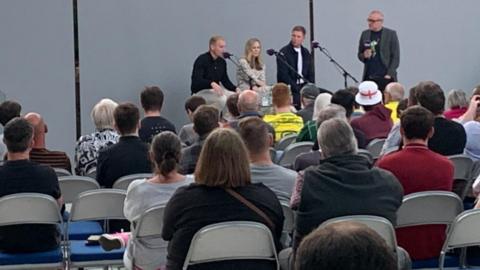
[383,27,397,34]
[263,114,277,122]
[31,162,58,179]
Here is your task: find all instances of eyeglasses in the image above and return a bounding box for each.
[368,19,383,23]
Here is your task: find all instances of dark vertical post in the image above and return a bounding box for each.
[73,0,81,139]
[309,0,315,75]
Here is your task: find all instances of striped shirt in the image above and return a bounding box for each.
[29,148,72,173]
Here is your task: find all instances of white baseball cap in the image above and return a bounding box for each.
[355,81,382,106]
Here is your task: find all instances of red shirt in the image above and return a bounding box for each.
[377,143,454,260]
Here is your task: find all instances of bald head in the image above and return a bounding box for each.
[24,112,47,146]
[238,90,259,113]
[385,82,405,102]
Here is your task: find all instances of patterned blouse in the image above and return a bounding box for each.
[236,58,266,91]
[74,129,119,176]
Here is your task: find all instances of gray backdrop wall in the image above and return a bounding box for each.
[0,0,76,157]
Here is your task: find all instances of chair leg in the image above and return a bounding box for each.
[460,247,467,269]
[439,251,446,270]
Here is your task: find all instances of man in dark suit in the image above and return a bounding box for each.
[96,103,152,188]
[277,25,315,110]
[358,10,400,92]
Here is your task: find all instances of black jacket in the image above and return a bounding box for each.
[96,136,152,188]
[191,52,236,94]
[277,43,315,93]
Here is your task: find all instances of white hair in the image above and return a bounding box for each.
[447,89,468,109]
[91,98,118,130]
[318,118,357,158]
[385,83,405,101]
[312,93,332,120]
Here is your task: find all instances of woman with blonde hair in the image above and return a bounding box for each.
[162,128,284,270]
[237,38,269,93]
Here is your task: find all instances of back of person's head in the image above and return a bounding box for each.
[184,96,206,116]
[447,89,468,109]
[408,86,419,107]
[473,85,480,97]
[195,128,251,188]
[272,83,292,108]
[113,103,140,135]
[193,105,219,137]
[315,104,347,129]
[401,105,435,141]
[397,98,408,118]
[295,221,397,270]
[312,93,332,120]
[318,118,357,158]
[238,90,259,113]
[238,117,271,156]
[150,131,181,177]
[140,86,164,113]
[331,90,355,118]
[415,81,445,115]
[0,100,21,127]
[3,117,34,153]
[300,84,320,105]
[91,98,118,130]
[24,112,46,139]
[226,93,240,118]
[385,82,405,102]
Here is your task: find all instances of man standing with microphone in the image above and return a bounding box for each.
[277,26,315,110]
[358,10,400,92]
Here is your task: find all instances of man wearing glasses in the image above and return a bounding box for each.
[358,10,400,93]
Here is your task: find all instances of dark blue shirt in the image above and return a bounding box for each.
[365,30,387,78]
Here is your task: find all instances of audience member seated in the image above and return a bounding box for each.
[296,93,331,142]
[264,83,304,141]
[384,82,405,123]
[238,117,296,202]
[294,118,403,252]
[416,81,466,155]
[225,93,240,121]
[397,98,408,117]
[351,81,393,144]
[178,96,206,146]
[444,89,468,120]
[346,85,364,118]
[329,89,367,149]
[0,118,64,253]
[458,93,480,160]
[296,84,320,123]
[162,128,284,270]
[0,100,21,159]
[295,221,397,270]
[377,106,454,260]
[180,105,219,174]
[25,112,72,172]
[99,132,193,270]
[139,86,176,144]
[96,103,152,188]
[74,98,119,176]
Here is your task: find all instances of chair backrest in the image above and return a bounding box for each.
[281,201,295,233]
[54,167,71,177]
[86,167,97,179]
[443,209,480,250]
[275,134,297,151]
[182,221,279,270]
[449,155,474,180]
[134,204,166,238]
[321,215,397,250]
[59,176,100,203]
[69,189,127,222]
[0,193,62,226]
[396,191,463,228]
[112,173,153,190]
[366,138,386,159]
[278,142,314,167]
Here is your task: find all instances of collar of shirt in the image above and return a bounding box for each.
[403,143,428,150]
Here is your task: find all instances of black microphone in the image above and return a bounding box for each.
[312,41,324,50]
[223,52,233,59]
[266,48,277,56]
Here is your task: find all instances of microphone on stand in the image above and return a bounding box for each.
[266,48,309,84]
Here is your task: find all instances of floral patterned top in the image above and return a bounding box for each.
[74,129,119,176]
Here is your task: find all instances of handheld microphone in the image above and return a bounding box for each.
[222,52,233,59]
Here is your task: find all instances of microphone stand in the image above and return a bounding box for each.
[271,51,311,85]
[314,46,358,88]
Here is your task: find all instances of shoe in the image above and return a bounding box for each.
[98,232,128,251]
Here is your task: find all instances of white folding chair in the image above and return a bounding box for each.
[277,142,314,168]
[366,138,386,160]
[129,205,167,269]
[275,134,297,151]
[54,167,71,177]
[449,155,474,199]
[113,173,153,190]
[0,193,64,270]
[440,209,480,270]
[66,189,127,269]
[86,167,97,179]
[321,215,397,251]
[182,221,279,270]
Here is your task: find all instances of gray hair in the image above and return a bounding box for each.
[447,89,468,109]
[312,93,332,120]
[318,118,358,158]
[315,104,347,128]
[91,98,118,130]
[385,82,405,101]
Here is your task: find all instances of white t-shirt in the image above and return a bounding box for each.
[294,47,303,84]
